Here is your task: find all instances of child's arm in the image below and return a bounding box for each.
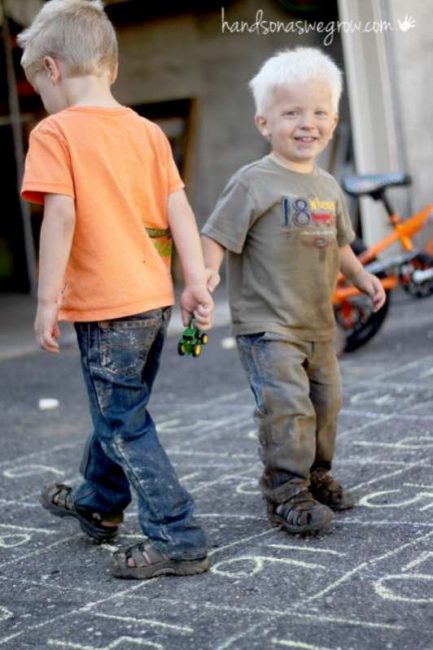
[35,194,76,353]
[339,244,386,312]
[167,189,214,329]
[201,235,226,293]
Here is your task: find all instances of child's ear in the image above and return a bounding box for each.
[255,114,270,139]
[331,113,339,135]
[109,64,119,84]
[43,56,61,83]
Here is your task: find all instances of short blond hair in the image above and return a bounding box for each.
[17,0,118,82]
[249,47,343,116]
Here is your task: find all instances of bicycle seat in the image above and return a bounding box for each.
[342,173,411,198]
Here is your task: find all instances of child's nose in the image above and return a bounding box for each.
[299,114,314,129]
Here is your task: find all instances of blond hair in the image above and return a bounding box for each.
[17,0,118,81]
[249,47,343,116]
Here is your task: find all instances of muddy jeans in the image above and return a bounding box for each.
[236,332,342,504]
[73,308,207,560]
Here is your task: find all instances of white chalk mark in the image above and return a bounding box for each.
[372,356,433,381]
[0,573,101,596]
[342,408,433,422]
[170,450,254,460]
[349,462,421,491]
[272,639,334,650]
[338,518,433,528]
[405,482,433,489]
[132,592,404,630]
[402,551,433,572]
[353,436,433,450]
[0,523,54,534]
[38,398,60,411]
[339,414,393,437]
[0,534,83,570]
[419,366,433,379]
[0,607,13,621]
[188,467,257,494]
[208,528,275,557]
[211,555,326,578]
[92,611,193,633]
[235,478,260,495]
[266,544,342,556]
[359,489,433,509]
[0,581,150,647]
[375,574,433,603]
[0,533,31,547]
[47,637,163,649]
[178,471,201,482]
[221,336,236,349]
[300,529,433,608]
[200,513,262,520]
[3,464,63,478]
[0,442,78,469]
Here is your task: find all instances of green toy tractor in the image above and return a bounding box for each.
[178,316,209,358]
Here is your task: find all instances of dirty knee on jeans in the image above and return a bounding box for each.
[258,412,316,503]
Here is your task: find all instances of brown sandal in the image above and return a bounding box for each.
[267,489,335,534]
[310,469,355,511]
[111,541,209,579]
[41,483,121,544]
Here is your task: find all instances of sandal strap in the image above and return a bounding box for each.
[311,470,343,501]
[51,484,75,511]
[276,490,321,527]
[125,542,168,567]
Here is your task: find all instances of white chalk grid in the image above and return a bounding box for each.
[1,290,433,649]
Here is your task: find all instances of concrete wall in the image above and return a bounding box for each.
[113,0,346,224]
[386,0,433,214]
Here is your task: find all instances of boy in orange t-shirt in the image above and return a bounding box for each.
[19,0,212,579]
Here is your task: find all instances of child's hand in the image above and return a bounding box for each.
[352,270,386,312]
[180,283,214,330]
[34,302,61,353]
[206,268,221,293]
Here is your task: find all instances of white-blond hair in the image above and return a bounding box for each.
[17,0,118,81]
[249,47,343,115]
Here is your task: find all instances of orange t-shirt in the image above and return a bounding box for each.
[21,106,184,322]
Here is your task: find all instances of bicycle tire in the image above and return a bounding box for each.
[334,289,391,353]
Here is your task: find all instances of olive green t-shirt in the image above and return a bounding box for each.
[202,155,355,340]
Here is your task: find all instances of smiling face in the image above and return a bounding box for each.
[255,79,338,173]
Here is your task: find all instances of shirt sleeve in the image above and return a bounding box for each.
[336,186,356,247]
[152,124,184,196]
[21,122,74,205]
[202,175,256,254]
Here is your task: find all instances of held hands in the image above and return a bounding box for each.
[205,268,221,293]
[34,301,61,353]
[351,269,386,312]
[180,283,214,330]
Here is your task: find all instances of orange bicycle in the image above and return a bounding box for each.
[333,172,433,352]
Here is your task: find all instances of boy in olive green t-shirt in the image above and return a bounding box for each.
[202,47,386,535]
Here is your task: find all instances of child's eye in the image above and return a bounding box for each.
[315,110,328,116]
[283,110,297,117]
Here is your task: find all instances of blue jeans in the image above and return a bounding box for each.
[236,332,342,504]
[73,308,207,560]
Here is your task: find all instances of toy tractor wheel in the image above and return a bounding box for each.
[178,342,186,356]
[200,334,209,345]
[192,344,201,357]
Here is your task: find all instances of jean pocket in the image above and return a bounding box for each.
[98,316,159,377]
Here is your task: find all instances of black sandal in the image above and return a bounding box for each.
[41,483,121,544]
[111,541,209,580]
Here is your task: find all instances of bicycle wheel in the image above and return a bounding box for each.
[334,290,391,353]
[400,252,433,298]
